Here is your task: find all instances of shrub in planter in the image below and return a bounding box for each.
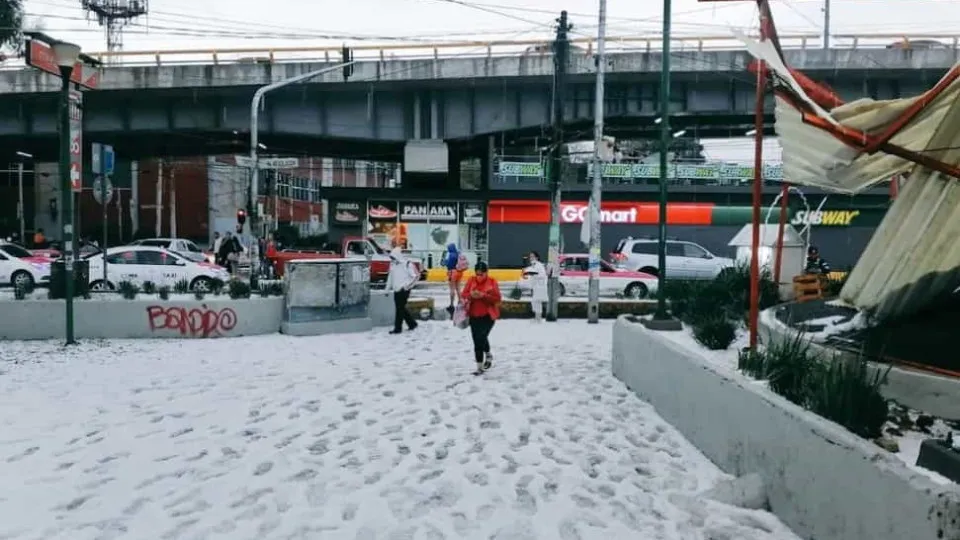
[173,279,190,294]
[267,282,284,296]
[211,281,224,296]
[737,347,767,378]
[662,280,701,321]
[764,332,817,405]
[194,290,206,300]
[508,285,522,300]
[227,279,252,299]
[13,285,28,300]
[259,285,270,297]
[158,285,171,300]
[806,354,890,439]
[692,315,737,350]
[687,281,738,325]
[118,280,140,300]
[141,281,157,295]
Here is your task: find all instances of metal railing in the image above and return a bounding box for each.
[43,32,960,68]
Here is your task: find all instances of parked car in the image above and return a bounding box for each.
[39,241,103,259]
[0,242,51,289]
[130,238,208,263]
[267,236,424,282]
[86,246,230,292]
[519,253,657,298]
[611,237,734,280]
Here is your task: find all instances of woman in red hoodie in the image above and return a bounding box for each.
[460,261,502,375]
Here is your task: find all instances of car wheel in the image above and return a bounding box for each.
[624,282,648,299]
[11,270,34,290]
[639,266,659,277]
[89,280,115,291]
[191,276,214,292]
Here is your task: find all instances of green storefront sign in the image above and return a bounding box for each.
[498,160,783,181]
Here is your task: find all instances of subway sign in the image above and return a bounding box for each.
[790,210,861,226]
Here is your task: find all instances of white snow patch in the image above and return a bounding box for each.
[0,321,799,539]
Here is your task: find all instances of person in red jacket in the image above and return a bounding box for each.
[460,261,502,375]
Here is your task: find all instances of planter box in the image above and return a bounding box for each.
[499,299,658,318]
[0,296,283,340]
[917,439,960,484]
[612,316,960,540]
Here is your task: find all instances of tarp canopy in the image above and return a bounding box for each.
[737,32,960,321]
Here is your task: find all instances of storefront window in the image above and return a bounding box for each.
[362,200,488,269]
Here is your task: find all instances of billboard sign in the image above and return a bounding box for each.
[69,90,82,192]
[25,39,100,89]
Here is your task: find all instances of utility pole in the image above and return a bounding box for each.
[546,10,571,322]
[653,0,673,321]
[587,0,607,324]
[822,0,831,49]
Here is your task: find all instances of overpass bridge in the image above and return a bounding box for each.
[0,34,956,161]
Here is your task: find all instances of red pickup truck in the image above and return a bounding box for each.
[268,236,424,283]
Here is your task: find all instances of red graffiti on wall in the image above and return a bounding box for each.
[146,304,238,338]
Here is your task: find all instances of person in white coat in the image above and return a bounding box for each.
[385,246,420,334]
[523,251,549,321]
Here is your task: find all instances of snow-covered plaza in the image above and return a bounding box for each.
[0,321,799,540]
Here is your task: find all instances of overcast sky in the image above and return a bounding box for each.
[20,0,960,161]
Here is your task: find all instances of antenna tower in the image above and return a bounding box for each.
[80,0,149,61]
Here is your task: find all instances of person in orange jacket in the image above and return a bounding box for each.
[460,261,502,375]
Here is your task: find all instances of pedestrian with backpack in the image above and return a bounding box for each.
[443,243,469,314]
[460,262,501,375]
[385,247,420,334]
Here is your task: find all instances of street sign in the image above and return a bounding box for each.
[25,39,100,89]
[93,177,114,205]
[103,145,115,175]
[91,142,101,174]
[234,155,299,169]
[69,90,82,192]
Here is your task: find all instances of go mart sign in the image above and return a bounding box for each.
[790,210,861,226]
[560,204,638,223]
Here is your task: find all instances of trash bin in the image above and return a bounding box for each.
[49,259,90,299]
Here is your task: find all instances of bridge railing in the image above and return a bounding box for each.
[65,32,960,68]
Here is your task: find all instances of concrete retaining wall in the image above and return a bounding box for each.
[759,308,960,420]
[0,297,283,339]
[612,316,960,540]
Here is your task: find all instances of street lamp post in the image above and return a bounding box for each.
[16,151,32,243]
[53,40,82,345]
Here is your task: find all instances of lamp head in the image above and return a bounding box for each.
[51,40,81,68]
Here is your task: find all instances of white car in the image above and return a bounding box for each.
[130,238,208,263]
[612,237,735,280]
[0,242,51,289]
[86,246,230,292]
[520,254,659,298]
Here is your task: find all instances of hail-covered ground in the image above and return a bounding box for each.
[0,320,799,540]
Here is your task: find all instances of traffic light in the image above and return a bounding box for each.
[342,46,353,79]
[237,209,247,227]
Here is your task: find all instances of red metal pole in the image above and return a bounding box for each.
[749,61,766,351]
[773,182,789,283]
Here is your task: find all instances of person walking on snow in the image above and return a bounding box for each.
[460,261,502,375]
[442,243,468,314]
[386,246,420,334]
[522,250,548,322]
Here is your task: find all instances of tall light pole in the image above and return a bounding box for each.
[248,60,354,285]
[54,39,82,345]
[586,0,607,324]
[653,0,672,321]
[546,11,571,322]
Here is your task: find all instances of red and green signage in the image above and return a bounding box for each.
[488,200,884,227]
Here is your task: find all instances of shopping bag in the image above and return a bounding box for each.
[452,302,469,329]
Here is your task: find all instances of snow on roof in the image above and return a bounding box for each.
[738,33,960,321]
[727,224,804,248]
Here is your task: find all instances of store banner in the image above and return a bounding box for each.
[332,201,364,224]
[368,200,398,220]
[399,201,458,222]
[461,202,485,224]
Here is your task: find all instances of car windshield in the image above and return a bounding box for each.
[1,243,33,258]
[184,242,202,252]
[139,240,170,247]
[365,238,386,254]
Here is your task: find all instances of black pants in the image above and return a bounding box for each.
[469,315,495,363]
[393,289,417,332]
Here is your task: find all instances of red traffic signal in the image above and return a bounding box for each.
[236,209,247,226]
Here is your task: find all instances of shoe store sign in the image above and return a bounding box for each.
[399,202,458,222]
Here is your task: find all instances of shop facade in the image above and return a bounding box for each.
[328,199,488,269]
[486,199,887,270]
